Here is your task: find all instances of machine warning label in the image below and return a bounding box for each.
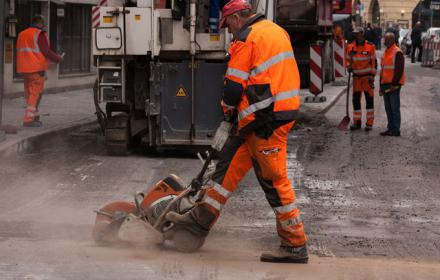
[176,86,187,97]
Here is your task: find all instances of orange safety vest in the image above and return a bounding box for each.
[346,41,376,76]
[380,44,405,85]
[224,17,300,132]
[16,27,49,73]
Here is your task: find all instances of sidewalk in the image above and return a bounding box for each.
[0,88,96,153]
[300,79,348,113]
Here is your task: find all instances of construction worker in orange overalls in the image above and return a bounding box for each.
[346,27,377,131]
[16,15,63,127]
[165,0,308,263]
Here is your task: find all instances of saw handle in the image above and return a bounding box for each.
[191,149,215,192]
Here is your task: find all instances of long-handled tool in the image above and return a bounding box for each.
[338,71,351,130]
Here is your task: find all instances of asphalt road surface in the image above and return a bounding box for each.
[0,59,439,279]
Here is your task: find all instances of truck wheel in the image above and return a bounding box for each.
[105,113,130,156]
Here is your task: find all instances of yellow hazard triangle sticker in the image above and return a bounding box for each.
[176,86,187,97]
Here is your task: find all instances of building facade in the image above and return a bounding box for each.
[354,0,420,29]
[3,0,98,96]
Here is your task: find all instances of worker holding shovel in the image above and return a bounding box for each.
[345,27,377,131]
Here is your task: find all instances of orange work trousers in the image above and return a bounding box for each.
[352,76,374,126]
[192,121,307,248]
[22,72,45,124]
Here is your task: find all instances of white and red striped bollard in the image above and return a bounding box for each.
[309,44,323,95]
[333,39,346,78]
[92,0,108,28]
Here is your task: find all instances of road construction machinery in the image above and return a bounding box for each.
[92,0,343,155]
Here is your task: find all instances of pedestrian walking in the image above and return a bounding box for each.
[386,25,400,44]
[365,23,375,44]
[346,27,377,131]
[379,32,405,137]
[16,15,63,127]
[410,21,423,63]
[165,0,308,264]
[373,24,382,50]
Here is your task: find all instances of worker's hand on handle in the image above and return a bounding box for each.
[211,121,232,152]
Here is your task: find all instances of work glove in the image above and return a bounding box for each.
[347,67,353,73]
[368,75,375,89]
[211,121,232,152]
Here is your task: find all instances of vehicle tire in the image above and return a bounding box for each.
[105,113,131,156]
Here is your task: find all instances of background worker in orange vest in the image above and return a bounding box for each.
[379,32,405,137]
[16,15,63,127]
[346,27,377,131]
[166,0,308,263]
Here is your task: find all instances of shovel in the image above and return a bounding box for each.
[338,71,351,131]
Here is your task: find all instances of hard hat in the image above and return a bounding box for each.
[352,27,364,34]
[219,0,252,29]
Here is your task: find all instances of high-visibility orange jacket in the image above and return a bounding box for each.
[222,14,300,134]
[380,44,405,85]
[16,27,49,73]
[346,41,377,77]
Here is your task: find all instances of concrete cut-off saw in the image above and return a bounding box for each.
[92,151,215,252]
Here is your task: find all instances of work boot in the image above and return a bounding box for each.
[260,245,309,264]
[350,122,361,131]
[23,120,42,127]
[164,211,209,253]
[364,125,373,131]
[380,130,400,137]
[165,211,209,238]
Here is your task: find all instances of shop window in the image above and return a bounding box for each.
[59,4,91,74]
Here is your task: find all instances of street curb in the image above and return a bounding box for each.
[0,116,97,156]
[319,86,348,115]
[301,85,348,115]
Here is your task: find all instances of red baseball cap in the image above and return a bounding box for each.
[220,0,252,29]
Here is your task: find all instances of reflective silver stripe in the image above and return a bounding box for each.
[273,202,297,214]
[280,216,302,228]
[26,106,36,111]
[352,56,371,61]
[17,31,41,53]
[353,68,374,74]
[221,100,235,110]
[209,180,231,199]
[226,67,249,81]
[26,111,35,117]
[204,197,222,211]
[250,51,295,77]
[381,48,400,72]
[238,89,299,121]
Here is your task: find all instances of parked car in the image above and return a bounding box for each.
[399,29,412,55]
